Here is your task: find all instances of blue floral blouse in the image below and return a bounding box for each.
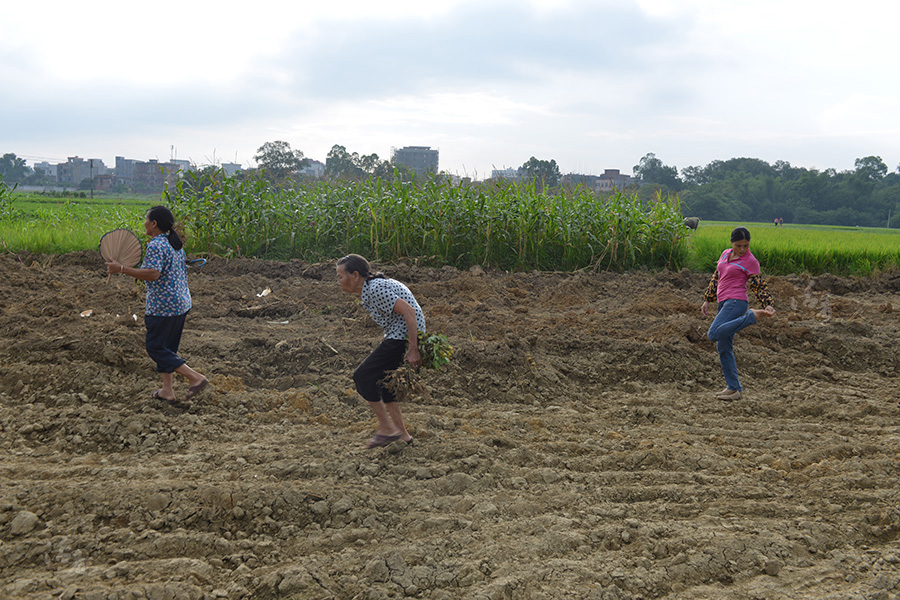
[142,234,192,317]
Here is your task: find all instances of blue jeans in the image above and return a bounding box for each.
[707,300,756,392]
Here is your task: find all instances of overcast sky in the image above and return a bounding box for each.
[3,0,899,178]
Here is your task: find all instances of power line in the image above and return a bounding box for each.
[17,154,68,163]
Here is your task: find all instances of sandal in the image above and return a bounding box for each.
[152,389,179,405]
[185,378,209,401]
[366,434,401,449]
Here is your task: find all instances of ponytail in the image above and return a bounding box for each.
[337,254,385,280]
[147,205,183,251]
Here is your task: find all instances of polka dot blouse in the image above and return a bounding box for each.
[361,277,426,340]
[142,234,192,317]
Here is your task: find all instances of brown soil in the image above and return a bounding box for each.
[2,252,900,600]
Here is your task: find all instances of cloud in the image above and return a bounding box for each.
[269,1,677,101]
[2,0,899,175]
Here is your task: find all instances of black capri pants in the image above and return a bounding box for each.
[145,312,188,373]
[353,338,407,403]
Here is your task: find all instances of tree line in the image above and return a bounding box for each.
[5,145,900,228]
[251,142,562,187]
[0,144,563,189]
[632,153,900,228]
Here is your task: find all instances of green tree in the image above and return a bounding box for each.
[633,153,680,189]
[0,153,29,183]
[253,141,307,181]
[359,153,392,178]
[854,156,888,182]
[325,145,392,180]
[520,157,561,188]
[325,145,363,180]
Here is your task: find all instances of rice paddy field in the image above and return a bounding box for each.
[692,221,900,277]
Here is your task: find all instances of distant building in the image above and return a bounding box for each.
[33,161,57,179]
[172,159,194,173]
[56,157,107,185]
[133,159,180,192]
[391,146,439,179]
[94,174,114,192]
[299,159,325,178]
[491,168,521,181]
[115,156,137,188]
[221,162,243,177]
[596,169,634,191]
[563,169,635,191]
[563,173,601,188]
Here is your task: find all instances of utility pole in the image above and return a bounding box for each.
[89,159,94,199]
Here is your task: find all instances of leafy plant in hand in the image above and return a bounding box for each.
[383,331,453,401]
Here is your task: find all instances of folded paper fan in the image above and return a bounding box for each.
[99,229,142,282]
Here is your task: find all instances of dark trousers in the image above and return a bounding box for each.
[353,338,407,403]
[145,313,188,373]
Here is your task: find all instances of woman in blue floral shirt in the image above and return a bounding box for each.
[106,206,208,405]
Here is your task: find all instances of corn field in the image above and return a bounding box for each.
[164,171,690,272]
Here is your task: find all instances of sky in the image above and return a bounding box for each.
[3,0,900,179]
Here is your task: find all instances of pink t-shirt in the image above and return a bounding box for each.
[715,249,760,302]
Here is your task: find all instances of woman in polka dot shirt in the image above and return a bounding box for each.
[337,254,425,448]
[106,206,208,406]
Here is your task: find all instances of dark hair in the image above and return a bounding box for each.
[337,254,385,281]
[730,227,751,243]
[147,205,183,251]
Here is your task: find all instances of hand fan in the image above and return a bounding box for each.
[99,229,143,283]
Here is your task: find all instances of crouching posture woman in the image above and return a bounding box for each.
[337,254,424,448]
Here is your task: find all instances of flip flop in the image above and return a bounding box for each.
[152,389,179,405]
[185,379,209,401]
[366,434,401,449]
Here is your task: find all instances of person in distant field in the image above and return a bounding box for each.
[774,218,779,226]
[700,227,775,401]
[337,254,424,448]
[106,205,208,406]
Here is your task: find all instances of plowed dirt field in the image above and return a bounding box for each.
[2,252,900,600]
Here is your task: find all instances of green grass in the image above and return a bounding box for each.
[0,192,155,254]
[688,221,900,276]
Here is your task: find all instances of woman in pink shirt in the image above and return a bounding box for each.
[701,227,775,401]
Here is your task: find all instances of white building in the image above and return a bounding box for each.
[300,159,325,178]
[33,161,57,178]
[491,168,520,181]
